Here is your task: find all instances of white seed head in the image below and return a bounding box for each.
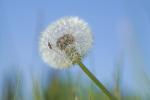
[39,16,93,69]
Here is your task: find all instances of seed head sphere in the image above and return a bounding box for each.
[39,16,93,69]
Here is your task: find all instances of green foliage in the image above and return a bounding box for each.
[1,70,142,100]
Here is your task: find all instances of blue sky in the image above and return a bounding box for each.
[0,0,150,97]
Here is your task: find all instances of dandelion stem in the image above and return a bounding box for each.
[78,61,116,100]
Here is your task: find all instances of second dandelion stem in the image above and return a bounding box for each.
[78,61,116,100]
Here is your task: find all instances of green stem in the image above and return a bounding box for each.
[78,61,116,100]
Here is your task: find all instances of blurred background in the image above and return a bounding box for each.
[0,0,150,100]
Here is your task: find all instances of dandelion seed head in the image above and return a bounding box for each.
[39,16,93,69]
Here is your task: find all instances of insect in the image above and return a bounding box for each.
[48,42,52,49]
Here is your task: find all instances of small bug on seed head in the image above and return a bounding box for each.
[48,42,52,49]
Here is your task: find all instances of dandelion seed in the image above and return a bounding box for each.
[39,16,93,69]
[39,16,115,99]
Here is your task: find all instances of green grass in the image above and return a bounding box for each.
[1,70,142,100]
